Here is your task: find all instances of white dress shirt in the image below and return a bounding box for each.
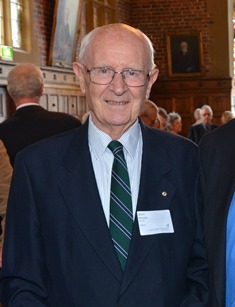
[88,115,143,225]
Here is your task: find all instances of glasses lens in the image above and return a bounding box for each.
[90,67,114,85]
[123,69,147,86]
[88,67,148,87]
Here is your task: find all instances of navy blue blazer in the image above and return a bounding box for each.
[199,118,235,307]
[0,105,81,166]
[1,121,208,306]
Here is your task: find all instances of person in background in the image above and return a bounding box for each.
[166,111,182,134]
[158,106,168,130]
[0,63,81,166]
[0,23,208,306]
[188,104,217,144]
[221,110,234,125]
[198,117,235,306]
[0,140,12,268]
[139,99,159,127]
[193,107,202,125]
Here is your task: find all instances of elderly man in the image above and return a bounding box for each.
[0,23,208,306]
[139,99,160,128]
[188,104,217,144]
[0,63,81,166]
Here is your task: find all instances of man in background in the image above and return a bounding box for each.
[188,104,217,144]
[158,107,168,130]
[221,110,234,125]
[192,107,202,126]
[0,63,81,166]
[198,117,235,306]
[139,99,160,128]
[1,23,208,306]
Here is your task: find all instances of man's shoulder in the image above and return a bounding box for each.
[16,127,81,164]
[200,118,235,147]
[191,123,203,130]
[39,108,81,126]
[145,125,197,153]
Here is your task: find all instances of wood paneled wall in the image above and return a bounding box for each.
[150,77,232,137]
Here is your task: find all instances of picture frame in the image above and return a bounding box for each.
[166,32,203,77]
[48,0,82,68]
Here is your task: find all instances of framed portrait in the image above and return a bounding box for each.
[48,0,82,68]
[166,32,203,77]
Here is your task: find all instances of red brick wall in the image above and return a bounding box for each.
[33,0,55,65]
[130,0,213,79]
[117,0,131,24]
[33,0,131,66]
[33,0,214,78]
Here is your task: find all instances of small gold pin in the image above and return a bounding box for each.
[162,191,167,197]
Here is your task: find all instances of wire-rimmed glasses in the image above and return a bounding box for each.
[84,66,150,87]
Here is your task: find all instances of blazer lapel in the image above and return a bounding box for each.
[56,123,123,281]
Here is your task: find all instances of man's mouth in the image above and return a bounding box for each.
[106,100,128,105]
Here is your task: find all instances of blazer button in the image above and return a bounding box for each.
[162,191,167,197]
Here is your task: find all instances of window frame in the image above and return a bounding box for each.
[0,0,39,63]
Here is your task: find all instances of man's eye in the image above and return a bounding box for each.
[99,67,109,74]
[128,70,137,76]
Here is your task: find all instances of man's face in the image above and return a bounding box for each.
[139,105,158,127]
[172,119,182,133]
[158,114,167,130]
[74,28,158,136]
[201,108,212,125]
[180,42,188,54]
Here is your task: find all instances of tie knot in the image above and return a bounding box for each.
[108,141,123,156]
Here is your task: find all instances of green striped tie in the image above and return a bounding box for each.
[108,141,133,270]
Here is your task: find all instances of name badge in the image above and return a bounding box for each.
[137,210,174,236]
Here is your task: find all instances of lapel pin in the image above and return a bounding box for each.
[162,191,167,197]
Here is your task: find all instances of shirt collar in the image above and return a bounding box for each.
[16,103,40,110]
[88,115,141,160]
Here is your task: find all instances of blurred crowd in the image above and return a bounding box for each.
[139,99,234,144]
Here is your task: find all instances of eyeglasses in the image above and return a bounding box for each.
[84,66,150,87]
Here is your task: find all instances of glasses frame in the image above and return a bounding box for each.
[83,65,151,87]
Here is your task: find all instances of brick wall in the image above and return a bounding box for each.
[130,0,213,79]
[33,0,55,66]
[33,0,215,79]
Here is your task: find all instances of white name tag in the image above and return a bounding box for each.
[137,210,174,236]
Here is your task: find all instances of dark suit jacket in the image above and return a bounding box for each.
[0,121,208,306]
[0,105,81,166]
[198,118,235,307]
[188,123,217,144]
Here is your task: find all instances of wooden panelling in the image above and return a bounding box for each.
[150,77,232,137]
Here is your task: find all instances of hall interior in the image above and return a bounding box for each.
[0,0,234,137]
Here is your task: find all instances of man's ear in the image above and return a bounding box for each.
[145,68,159,100]
[73,62,86,94]
[40,84,44,97]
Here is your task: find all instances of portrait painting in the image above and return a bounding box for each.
[166,33,203,77]
[48,0,81,68]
